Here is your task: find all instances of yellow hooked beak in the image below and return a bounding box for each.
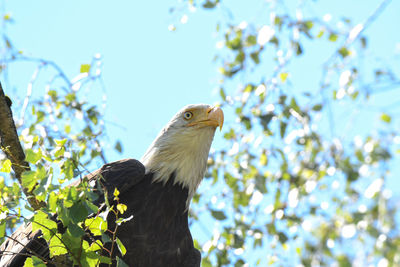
[187,106,224,131]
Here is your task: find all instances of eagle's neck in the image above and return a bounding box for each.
[141,127,216,207]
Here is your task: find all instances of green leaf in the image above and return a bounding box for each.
[312,104,323,111]
[293,42,303,55]
[337,255,352,267]
[0,176,4,191]
[338,46,350,58]
[21,171,37,191]
[67,222,85,237]
[55,138,67,147]
[49,233,68,256]
[36,111,45,123]
[380,113,391,123]
[61,159,75,179]
[280,121,287,138]
[240,116,251,130]
[246,35,257,46]
[211,210,227,220]
[85,217,107,236]
[3,13,11,21]
[25,148,42,164]
[69,201,89,223]
[85,200,99,214]
[328,33,338,42]
[23,256,46,267]
[259,113,274,130]
[259,153,268,166]
[219,87,226,100]
[48,192,58,213]
[0,221,6,242]
[274,16,283,27]
[234,259,245,267]
[277,232,288,243]
[102,233,112,243]
[86,241,102,252]
[64,124,71,134]
[360,36,367,48]
[116,257,129,267]
[54,147,65,158]
[290,97,300,113]
[250,52,260,64]
[202,257,212,267]
[80,64,91,73]
[32,210,58,240]
[304,20,313,30]
[279,72,289,83]
[87,107,99,125]
[116,238,127,256]
[203,1,217,9]
[99,256,112,264]
[115,141,123,153]
[67,187,79,202]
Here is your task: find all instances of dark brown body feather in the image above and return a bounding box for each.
[0,159,201,267]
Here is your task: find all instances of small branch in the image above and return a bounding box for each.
[0,82,45,210]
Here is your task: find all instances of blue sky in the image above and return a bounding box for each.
[3,0,399,162]
[2,0,400,265]
[3,0,221,161]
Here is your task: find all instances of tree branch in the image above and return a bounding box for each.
[0,82,45,210]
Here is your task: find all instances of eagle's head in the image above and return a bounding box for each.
[141,104,224,206]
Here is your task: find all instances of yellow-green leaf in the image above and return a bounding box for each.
[114,188,120,197]
[117,204,127,215]
[3,14,12,21]
[380,113,391,123]
[0,159,12,173]
[32,210,58,240]
[279,72,289,83]
[55,139,67,147]
[49,233,68,256]
[80,64,91,73]
[21,171,37,191]
[23,256,46,267]
[25,148,42,164]
[85,217,107,236]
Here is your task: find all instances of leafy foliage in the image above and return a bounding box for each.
[178,0,400,266]
[0,11,126,265]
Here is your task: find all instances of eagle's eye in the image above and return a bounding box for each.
[183,111,193,120]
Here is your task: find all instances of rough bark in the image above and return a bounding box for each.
[0,82,44,210]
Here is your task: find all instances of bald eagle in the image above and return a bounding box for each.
[0,104,224,267]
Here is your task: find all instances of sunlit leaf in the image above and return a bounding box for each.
[380,113,391,123]
[25,148,42,164]
[49,233,68,256]
[23,256,46,267]
[117,204,127,215]
[116,238,127,256]
[21,171,37,191]
[1,159,12,173]
[80,64,91,73]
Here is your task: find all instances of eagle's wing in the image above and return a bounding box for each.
[92,158,146,202]
[0,158,145,267]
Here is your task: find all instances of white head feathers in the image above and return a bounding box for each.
[141,104,223,207]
